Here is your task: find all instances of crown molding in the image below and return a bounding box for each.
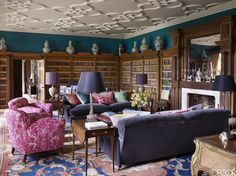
[124,1,236,39]
[0,28,124,40]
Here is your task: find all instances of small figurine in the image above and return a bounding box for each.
[91,43,99,55]
[66,40,75,54]
[154,36,162,51]
[195,68,202,82]
[140,37,148,53]
[0,37,7,51]
[42,40,50,53]
[131,41,138,52]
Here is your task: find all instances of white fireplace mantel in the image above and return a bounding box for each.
[181,88,220,109]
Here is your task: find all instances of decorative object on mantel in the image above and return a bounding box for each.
[91,43,99,55]
[66,40,75,54]
[42,40,50,53]
[118,44,123,56]
[0,37,7,51]
[46,72,59,100]
[195,68,202,82]
[131,41,138,53]
[140,37,148,53]
[154,36,162,51]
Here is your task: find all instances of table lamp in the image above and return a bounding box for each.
[212,75,236,109]
[46,72,58,100]
[77,72,105,118]
[136,73,148,92]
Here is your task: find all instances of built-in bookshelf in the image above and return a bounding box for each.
[0,55,9,108]
[161,57,172,90]
[120,54,132,90]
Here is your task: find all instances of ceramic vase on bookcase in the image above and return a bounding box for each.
[0,37,7,51]
[132,41,138,52]
[66,40,75,54]
[140,37,148,53]
[154,36,162,51]
[92,43,99,55]
[43,40,50,53]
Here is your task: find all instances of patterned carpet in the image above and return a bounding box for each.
[0,112,192,176]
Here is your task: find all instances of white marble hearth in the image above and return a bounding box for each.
[181,88,220,109]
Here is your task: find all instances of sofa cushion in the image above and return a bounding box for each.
[70,103,110,116]
[92,92,113,105]
[114,91,128,103]
[109,101,131,112]
[76,92,90,104]
[65,94,80,106]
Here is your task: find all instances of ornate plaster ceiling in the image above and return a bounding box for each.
[0,0,235,39]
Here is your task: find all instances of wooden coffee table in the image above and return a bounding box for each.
[72,119,116,176]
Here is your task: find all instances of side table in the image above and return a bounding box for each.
[191,134,236,176]
[72,119,116,176]
[45,99,64,118]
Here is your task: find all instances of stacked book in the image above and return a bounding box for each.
[85,121,108,130]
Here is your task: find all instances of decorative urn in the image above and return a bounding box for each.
[154,36,162,51]
[118,44,123,56]
[140,37,148,53]
[91,43,99,55]
[0,37,7,51]
[66,40,75,54]
[42,40,50,53]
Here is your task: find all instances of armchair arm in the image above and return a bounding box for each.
[35,102,53,116]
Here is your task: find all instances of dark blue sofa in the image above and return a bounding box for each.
[62,96,131,122]
[100,109,229,167]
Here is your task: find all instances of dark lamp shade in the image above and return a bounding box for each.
[45,72,58,85]
[212,75,236,91]
[136,73,148,85]
[77,72,105,93]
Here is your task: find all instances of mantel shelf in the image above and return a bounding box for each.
[179,81,214,90]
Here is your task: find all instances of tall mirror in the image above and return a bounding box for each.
[187,34,221,81]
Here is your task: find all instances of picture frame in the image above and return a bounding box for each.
[59,85,72,95]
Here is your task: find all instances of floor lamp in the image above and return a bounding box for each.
[77,72,105,119]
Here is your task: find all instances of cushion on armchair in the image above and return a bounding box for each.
[8,97,29,109]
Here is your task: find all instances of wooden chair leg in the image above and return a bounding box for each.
[22,154,27,163]
[11,147,15,155]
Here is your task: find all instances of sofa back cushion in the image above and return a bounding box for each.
[65,94,80,106]
[8,97,29,109]
[114,91,128,103]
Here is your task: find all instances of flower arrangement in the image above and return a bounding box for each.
[131,90,151,110]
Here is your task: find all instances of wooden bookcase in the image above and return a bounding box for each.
[160,57,172,90]
[131,52,143,91]
[97,54,119,91]
[0,53,10,108]
[44,52,118,99]
[120,54,132,90]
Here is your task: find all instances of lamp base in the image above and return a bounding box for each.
[86,114,98,122]
[49,85,57,100]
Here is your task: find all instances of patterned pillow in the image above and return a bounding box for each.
[93,92,113,105]
[65,94,80,106]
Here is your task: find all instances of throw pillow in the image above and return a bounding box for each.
[93,92,113,105]
[76,92,90,104]
[65,94,80,106]
[114,91,128,103]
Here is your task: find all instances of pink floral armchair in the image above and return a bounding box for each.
[5,109,65,163]
[8,97,53,117]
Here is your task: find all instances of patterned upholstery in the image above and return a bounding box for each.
[5,109,65,162]
[8,97,53,117]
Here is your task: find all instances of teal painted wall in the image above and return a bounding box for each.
[124,8,236,53]
[0,31,123,54]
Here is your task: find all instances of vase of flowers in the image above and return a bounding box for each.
[131,90,150,110]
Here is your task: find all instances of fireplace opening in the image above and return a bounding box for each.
[188,94,215,108]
